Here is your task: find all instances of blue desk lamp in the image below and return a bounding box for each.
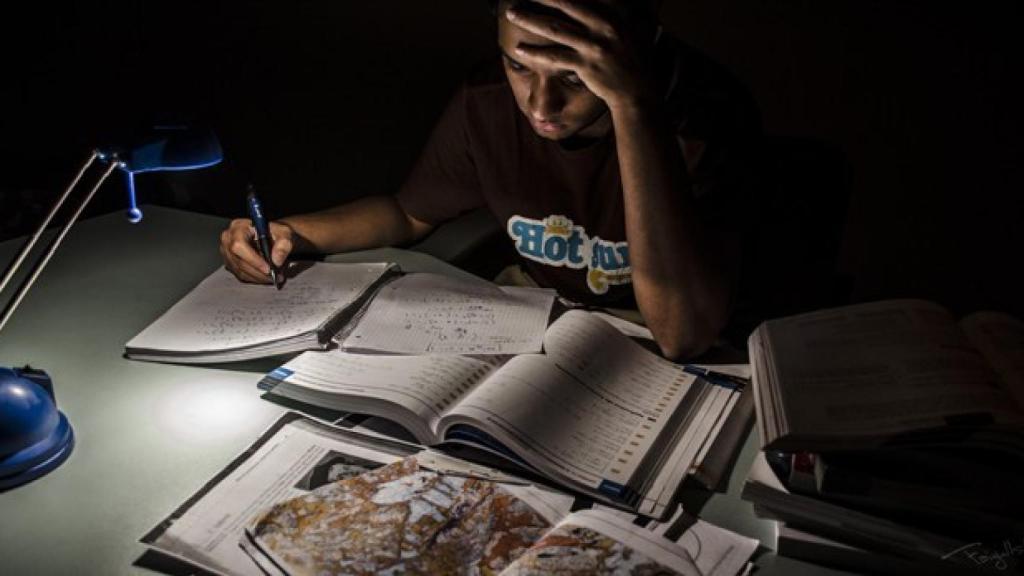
[0,126,222,490]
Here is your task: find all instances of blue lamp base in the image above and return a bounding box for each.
[0,367,75,491]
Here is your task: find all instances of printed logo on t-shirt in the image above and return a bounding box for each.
[507,214,631,295]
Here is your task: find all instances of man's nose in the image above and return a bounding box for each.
[529,76,566,120]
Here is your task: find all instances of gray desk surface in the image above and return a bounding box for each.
[0,206,852,575]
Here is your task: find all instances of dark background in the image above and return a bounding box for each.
[2,0,1021,320]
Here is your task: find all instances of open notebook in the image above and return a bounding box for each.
[125,262,555,363]
[260,310,749,517]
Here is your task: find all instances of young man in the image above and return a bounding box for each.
[220,0,759,359]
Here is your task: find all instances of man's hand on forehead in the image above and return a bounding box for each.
[505,0,657,109]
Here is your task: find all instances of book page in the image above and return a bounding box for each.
[440,351,697,498]
[267,350,501,438]
[500,508,699,575]
[542,310,694,423]
[960,311,1024,410]
[342,273,555,355]
[127,263,393,352]
[763,300,1024,440]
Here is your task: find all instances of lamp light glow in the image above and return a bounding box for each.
[0,126,222,490]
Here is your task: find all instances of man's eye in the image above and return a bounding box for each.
[562,73,585,88]
[509,61,527,72]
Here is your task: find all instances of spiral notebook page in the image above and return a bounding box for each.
[342,273,555,355]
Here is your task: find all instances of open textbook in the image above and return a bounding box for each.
[125,262,555,363]
[259,310,750,517]
[748,299,1024,453]
[141,413,758,576]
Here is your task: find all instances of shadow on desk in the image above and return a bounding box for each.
[134,550,219,576]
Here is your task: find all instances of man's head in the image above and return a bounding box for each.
[495,0,660,141]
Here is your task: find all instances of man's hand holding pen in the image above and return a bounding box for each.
[220,188,298,287]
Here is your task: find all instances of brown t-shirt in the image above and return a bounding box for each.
[397,34,759,307]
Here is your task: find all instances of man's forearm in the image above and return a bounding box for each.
[279,195,433,256]
[612,102,732,359]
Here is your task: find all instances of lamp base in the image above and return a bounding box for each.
[0,367,76,491]
[0,413,74,490]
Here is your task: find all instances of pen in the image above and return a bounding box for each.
[246,185,281,289]
[682,365,749,390]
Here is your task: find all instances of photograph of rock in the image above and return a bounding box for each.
[251,457,552,575]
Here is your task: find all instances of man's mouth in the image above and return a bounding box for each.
[533,119,566,134]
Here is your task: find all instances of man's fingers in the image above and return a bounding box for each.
[229,236,270,275]
[514,43,584,71]
[520,0,619,39]
[234,256,273,284]
[507,5,597,53]
[271,237,292,267]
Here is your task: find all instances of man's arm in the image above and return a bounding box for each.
[220,195,434,284]
[508,0,737,358]
[610,102,736,359]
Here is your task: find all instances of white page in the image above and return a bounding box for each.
[127,263,393,353]
[542,311,696,423]
[677,518,759,576]
[501,508,700,575]
[272,350,499,434]
[442,353,695,494]
[342,273,555,355]
[592,311,655,340]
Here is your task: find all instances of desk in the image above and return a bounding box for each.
[0,206,851,575]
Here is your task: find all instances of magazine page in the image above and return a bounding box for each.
[141,414,416,576]
[260,350,502,443]
[500,508,700,575]
[245,457,569,575]
[127,262,394,355]
[960,311,1024,409]
[342,272,555,355]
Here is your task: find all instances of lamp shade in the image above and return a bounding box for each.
[119,125,223,173]
[0,368,74,490]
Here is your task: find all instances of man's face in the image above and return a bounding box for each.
[497,4,611,141]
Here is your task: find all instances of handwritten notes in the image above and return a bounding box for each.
[342,273,555,355]
[127,263,392,354]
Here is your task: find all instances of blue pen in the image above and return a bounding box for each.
[246,185,281,289]
[682,365,749,390]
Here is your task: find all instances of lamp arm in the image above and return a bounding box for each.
[0,159,120,334]
[0,152,98,297]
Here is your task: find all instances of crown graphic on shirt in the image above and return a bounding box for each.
[543,215,573,236]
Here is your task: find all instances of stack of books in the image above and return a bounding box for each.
[742,299,1024,574]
